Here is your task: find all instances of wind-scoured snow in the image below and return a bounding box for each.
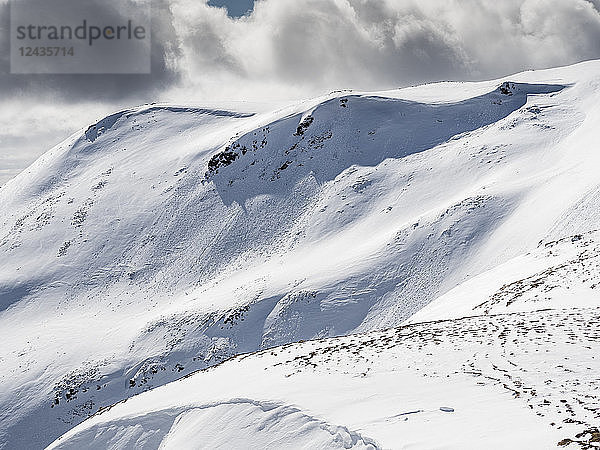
[2,61,600,448]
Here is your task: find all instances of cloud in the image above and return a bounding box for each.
[167,0,600,100]
[1,0,600,102]
[0,0,181,103]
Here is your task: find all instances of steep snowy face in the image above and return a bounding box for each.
[1,62,600,448]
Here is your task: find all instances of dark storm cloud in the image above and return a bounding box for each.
[0,0,181,102]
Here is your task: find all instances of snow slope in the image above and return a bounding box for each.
[2,60,600,448]
[49,307,600,449]
[409,229,600,323]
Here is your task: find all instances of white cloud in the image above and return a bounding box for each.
[164,0,600,101]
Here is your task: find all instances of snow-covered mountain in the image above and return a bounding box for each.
[2,60,600,449]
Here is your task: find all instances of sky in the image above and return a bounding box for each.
[208,0,254,17]
[2,0,600,185]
